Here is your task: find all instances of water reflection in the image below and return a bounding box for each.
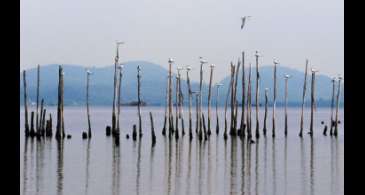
[310,138,314,195]
[186,140,192,195]
[22,138,29,195]
[272,139,276,195]
[284,137,288,195]
[84,139,91,195]
[36,138,45,194]
[246,142,252,195]
[240,138,245,195]
[136,139,142,195]
[255,140,259,195]
[300,138,307,195]
[112,139,120,195]
[56,140,64,195]
[230,137,237,195]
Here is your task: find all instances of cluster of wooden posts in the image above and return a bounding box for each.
[22,47,343,145]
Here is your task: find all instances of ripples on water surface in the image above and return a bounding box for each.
[20,107,344,195]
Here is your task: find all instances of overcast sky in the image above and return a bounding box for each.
[20,0,343,82]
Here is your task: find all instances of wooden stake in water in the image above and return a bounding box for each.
[229,62,236,136]
[299,60,308,137]
[86,69,92,138]
[149,112,156,146]
[255,51,260,139]
[207,64,215,136]
[263,88,269,136]
[309,69,318,136]
[272,59,279,138]
[224,64,234,140]
[162,76,169,136]
[186,67,193,139]
[177,68,185,136]
[284,74,292,136]
[116,65,124,136]
[240,51,246,137]
[137,65,143,138]
[23,70,30,136]
[175,74,180,140]
[194,92,200,138]
[56,66,65,140]
[233,60,241,135]
[112,42,124,137]
[36,64,40,133]
[30,111,35,137]
[247,63,253,142]
[329,77,336,136]
[334,76,342,137]
[168,58,174,137]
[215,83,223,135]
[39,99,44,137]
[198,57,207,140]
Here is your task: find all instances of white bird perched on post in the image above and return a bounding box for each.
[241,16,252,30]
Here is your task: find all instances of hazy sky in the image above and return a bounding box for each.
[20,0,343,82]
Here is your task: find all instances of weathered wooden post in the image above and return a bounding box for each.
[229,62,236,136]
[38,99,44,137]
[30,111,35,137]
[168,58,175,137]
[233,60,241,135]
[111,41,124,137]
[247,63,253,142]
[42,109,46,137]
[284,74,292,136]
[23,70,30,136]
[137,65,143,138]
[272,59,279,138]
[263,88,269,136]
[240,51,246,137]
[254,51,260,139]
[116,64,124,137]
[36,64,40,133]
[149,112,156,146]
[207,64,215,136]
[56,66,65,140]
[309,69,318,136]
[162,75,169,136]
[299,60,308,137]
[334,76,342,137]
[198,57,207,139]
[175,74,180,140]
[178,68,185,136]
[132,124,137,141]
[194,92,200,138]
[86,69,92,138]
[329,77,336,136]
[46,113,52,137]
[202,113,207,140]
[224,64,234,140]
[215,83,223,135]
[186,66,193,139]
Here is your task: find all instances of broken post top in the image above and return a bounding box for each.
[311,68,319,73]
[199,56,207,65]
[168,58,175,64]
[273,58,279,65]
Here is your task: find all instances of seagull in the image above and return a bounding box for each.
[168,58,175,64]
[273,59,279,65]
[284,74,292,79]
[241,16,251,30]
[186,66,192,71]
[199,57,207,64]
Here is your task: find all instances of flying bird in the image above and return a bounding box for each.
[241,16,251,30]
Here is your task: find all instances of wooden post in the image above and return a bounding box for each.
[329,77,336,136]
[61,67,65,138]
[86,69,92,138]
[309,69,318,136]
[23,70,30,136]
[234,60,241,134]
[162,76,169,136]
[255,51,260,139]
[215,83,223,135]
[334,76,342,136]
[177,68,185,136]
[186,67,193,139]
[299,60,308,137]
[284,75,291,136]
[38,99,44,137]
[112,42,123,136]
[263,88,268,136]
[149,112,156,146]
[202,113,207,140]
[240,52,246,137]
[224,64,234,139]
[272,60,278,138]
[175,75,179,140]
[132,124,137,141]
[56,66,65,140]
[42,109,46,137]
[207,64,215,136]
[195,93,200,139]
[168,58,174,137]
[30,111,35,137]
[36,64,40,134]
[229,62,236,136]
[46,113,52,137]
[198,57,207,140]
[137,65,143,138]
[247,63,253,142]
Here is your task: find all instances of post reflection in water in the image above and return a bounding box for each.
[272,138,276,195]
[36,139,45,194]
[207,139,212,195]
[22,138,29,195]
[284,137,288,195]
[240,138,245,195]
[136,139,142,195]
[263,137,268,195]
[246,141,252,195]
[255,139,259,195]
[111,139,120,195]
[300,138,307,195]
[149,141,155,194]
[186,140,192,195]
[229,137,237,195]
[84,139,91,195]
[310,138,314,195]
[56,140,65,195]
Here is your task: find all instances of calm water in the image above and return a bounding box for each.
[20,107,344,195]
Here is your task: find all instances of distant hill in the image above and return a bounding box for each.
[20,61,343,107]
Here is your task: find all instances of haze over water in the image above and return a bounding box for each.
[20,106,344,195]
